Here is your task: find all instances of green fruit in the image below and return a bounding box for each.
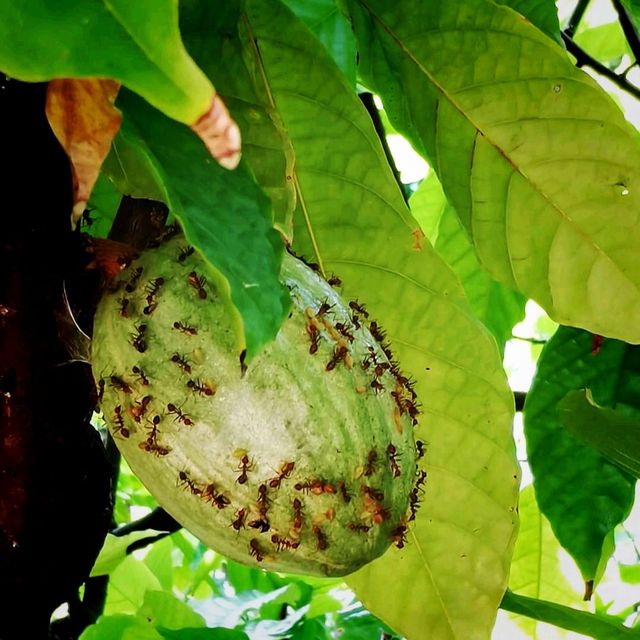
[92,234,418,576]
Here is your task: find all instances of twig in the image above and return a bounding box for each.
[511,334,548,345]
[112,507,182,554]
[612,0,640,65]
[514,391,527,412]
[565,0,591,37]
[561,32,640,100]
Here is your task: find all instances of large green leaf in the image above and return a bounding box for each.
[500,590,640,639]
[281,0,357,87]
[107,90,290,360]
[179,1,297,238]
[508,485,588,637]
[0,1,213,124]
[410,172,526,353]
[495,0,562,44]
[209,2,519,638]
[560,390,640,480]
[348,0,640,344]
[574,21,631,64]
[524,328,637,582]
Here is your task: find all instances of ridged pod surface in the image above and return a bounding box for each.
[92,235,419,576]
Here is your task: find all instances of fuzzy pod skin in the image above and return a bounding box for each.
[92,235,418,576]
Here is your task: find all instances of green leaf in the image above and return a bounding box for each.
[180,1,297,238]
[225,2,520,638]
[91,530,162,577]
[621,0,640,33]
[281,0,358,87]
[524,328,637,581]
[144,538,175,591]
[79,615,137,640]
[112,90,291,360]
[494,0,563,44]
[0,1,213,124]
[349,0,640,344]
[560,390,640,479]
[139,590,205,629]
[158,630,249,640]
[508,485,589,637]
[87,173,122,238]
[574,21,631,63]
[410,172,526,353]
[500,590,640,639]
[104,556,163,614]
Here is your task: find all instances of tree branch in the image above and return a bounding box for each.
[561,31,640,100]
[612,0,640,65]
[565,0,591,37]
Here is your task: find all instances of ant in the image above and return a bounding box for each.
[337,480,351,503]
[235,454,255,485]
[138,440,171,457]
[248,517,270,533]
[326,345,348,371]
[305,322,321,354]
[130,395,152,423]
[125,267,143,293]
[131,324,147,353]
[187,271,207,299]
[312,525,329,551]
[269,461,295,489]
[391,524,408,549]
[316,301,332,318]
[249,539,264,562]
[177,246,195,263]
[257,484,270,510]
[363,450,377,477]
[177,470,202,496]
[132,366,149,386]
[118,297,130,318]
[415,470,427,492]
[187,379,215,396]
[369,321,386,343]
[112,406,130,438]
[409,488,421,521]
[166,402,194,426]
[348,300,369,318]
[271,534,299,552]
[231,508,247,531]
[361,485,384,502]
[145,277,164,297]
[171,353,192,374]
[370,379,384,394]
[415,440,426,460]
[347,522,370,534]
[335,322,354,343]
[110,375,132,394]
[292,498,304,531]
[97,379,105,403]
[172,321,198,336]
[327,275,342,287]
[387,443,401,478]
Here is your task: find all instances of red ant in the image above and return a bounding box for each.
[171,353,192,374]
[271,534,299,552]
[312,525,329,551]
[235,454,254,485]
[387,444,401,478]
[292,498,304,531]
[249,539,264,562]
[112,406,130,438]
[326,345,348,371]
[363,450,377,477]
[201,484,230,509]
[348,522,370,533]
[166,402,194,426]
[187,271,207,299]
[172,321,197,336]
[391,524,408,549]
[131,324,147,353]
[130,395,152,423]
[257,484,270,509]
[306,322,321,354]
[177,246,195,263]
[110,375,132,394]
[187,379,215,396]
[231,508,247,531]
[138,440,171,457]
[132,366,149,386]
[177,470,202,495]
[268,461,295,488]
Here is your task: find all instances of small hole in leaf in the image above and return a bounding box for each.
[553,84,562,93]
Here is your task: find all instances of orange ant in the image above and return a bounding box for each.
[132,366,149,386]
[257,484,270,509]
[312,525,329,551]
[171,353,192,374]
[363,450,377,477]
[166,402,194,426]
[249,539,264,562]
[268,461,295,489]
[112,406,130,438]
[110,375,132,394]
[130,395,152,423]
[173,321,197,336]
[187,379,215,396]
[201,483,230,509]
[271,534,299,552]
[177,470,202,495]
[235,454,255,485]
[138,440,171,457]
[231,508,247,531]
[387,444,401,478]
[187,271,207,299]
